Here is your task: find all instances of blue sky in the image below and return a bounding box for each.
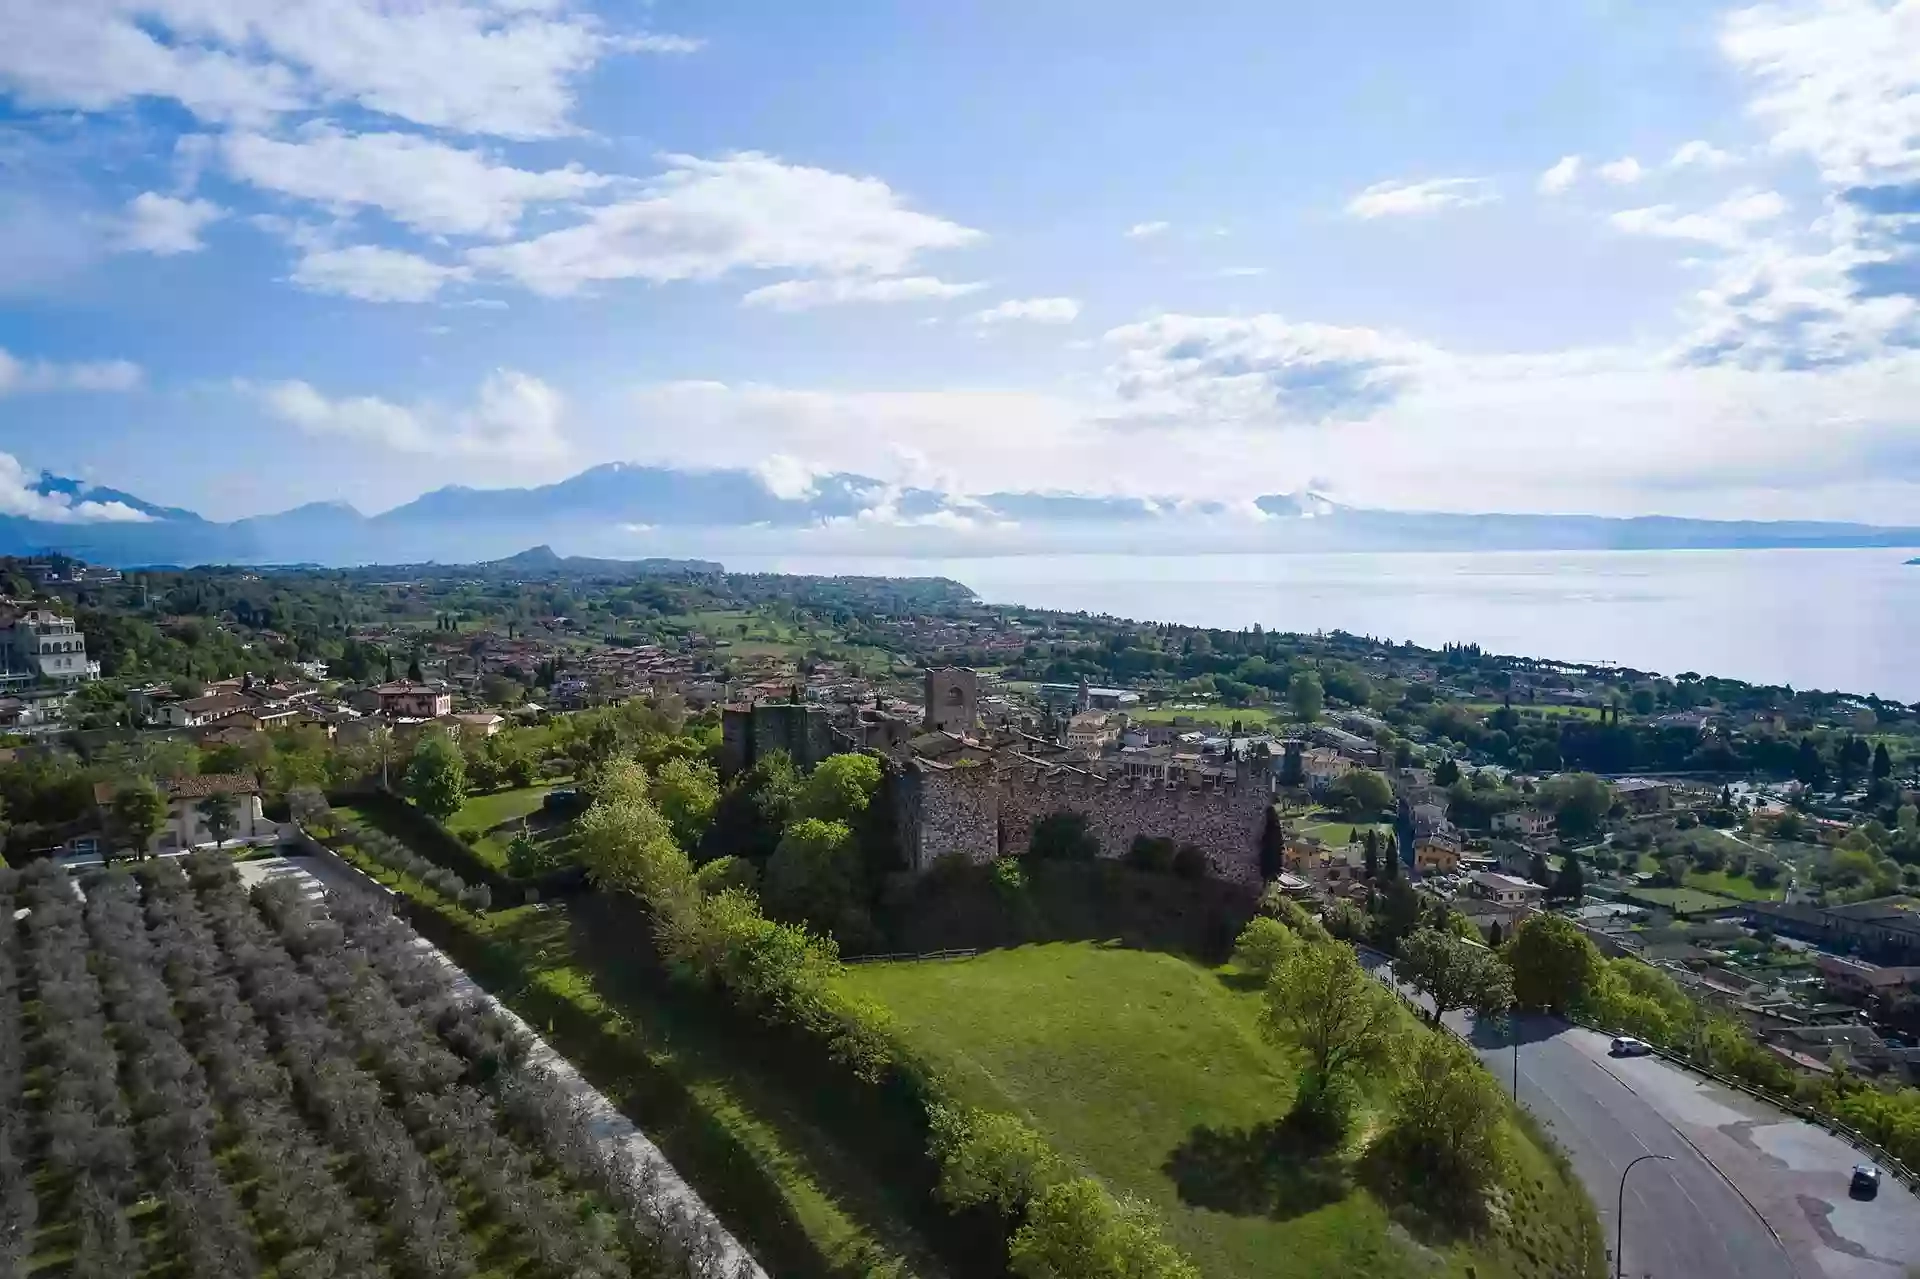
[0,0,1916,529]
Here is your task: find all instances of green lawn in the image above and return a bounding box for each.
[1298,820,1393,848]
[1623,886,1741,914]
[1461,701,1604,721]
[1683,869,1783,902]
[840,942,1599,1279]
[442,784,577,874]
[1132,705,1285,729]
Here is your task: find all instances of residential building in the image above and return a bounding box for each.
[1470,871,1546,907]
[440,711,505,739]
[1815,954,1920,1001]
[159,692,253,728]
[1494,808,1553,837]
[376,681,453,718]
[1414,834,1463,874]
[94,774,270,854]
[0,609,98,683]
[1614,777,1674,814]
[1065,711,1116,756]
[1301,747,1352,796]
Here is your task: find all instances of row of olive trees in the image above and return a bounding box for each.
[304,871,748,1277]
[82,871,259,1278]
[0,870,37,1274]
[289,785,495,912]
[17,861,146,1277]
[142,856,388,1279]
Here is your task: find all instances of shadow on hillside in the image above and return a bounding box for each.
[1460,1011,1567,1052]
[1213,968,1267,994]
[875,858,1258,965]
[1353,1138,1487,1247]
[1162,1114,1351,1220]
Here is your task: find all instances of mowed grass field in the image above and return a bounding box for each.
[841,942,1597,1279]
[1130,705,1287,729]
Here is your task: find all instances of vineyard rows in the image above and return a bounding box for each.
[0,853,746,1279]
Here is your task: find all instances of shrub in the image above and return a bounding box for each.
[1233,916,1301,981]
[1126,835,1176,874]
[1029,812,1099,861]
[990,856,1028,901]
[927,1103,1064,1215]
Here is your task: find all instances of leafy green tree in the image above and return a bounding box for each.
[1527,850,1552,887]
[110,780,167,860]
[1008,1179,1198,1279]
[1029,811,1100,860]
[1433,757,1461,787]
[1258,806,1284,879]
[763,818,869,942]
[1233,916,1302,981]
[927,1103,1064,1216]
[404,733,468,821]
[197,791,237,849]
[1552,849,1586,903]
[1363,828,1380,880]
[703,750,800,863]
[1504,914,1600,1014]
[1392,927,1513,1024]
[1873,742,1893,781]
[505,829,560,878]
[1329,768,1393,817]
[577,790,692,914]
[1381,1032,1507,1196]
[652,756,720,849]
[1545,772,1613,836]
[795,752,882,824]
[1288,671,1325,722]
[1262,941,1399,1137]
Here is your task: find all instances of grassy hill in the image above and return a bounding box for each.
[842,942,1600,1279]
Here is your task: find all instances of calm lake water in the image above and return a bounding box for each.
[725,548,1920,703]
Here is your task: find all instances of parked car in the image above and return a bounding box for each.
[1610,1036,1653,1057]
[1850,1164,1881,1199]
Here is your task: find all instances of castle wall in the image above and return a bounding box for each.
[906,761,1273,886]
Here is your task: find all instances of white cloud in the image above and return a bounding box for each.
[255,368,567,461]
[972,297,1081,325]
[469,151,982,296]
[1609,189,1788,249]
[1721,0,1920,185]
[754,454,822,500]
[0,348,142,395]
[1215,266,1267,278]
[117,191,224,255]
[1597,156,1646,184]
[0,0,690,139]
[1346,177,1497,218]
[290,244,471,303]
[740,276,985,310]
[1669,140,1740,169]
[1125,220,1170,239]
[0,451,151,523]
[222,127,610,238]
[1102,313,1439,426]
[1538,155,1582,194]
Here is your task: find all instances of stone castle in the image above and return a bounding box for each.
[897,754,1272,886]
[722,666,1275,885]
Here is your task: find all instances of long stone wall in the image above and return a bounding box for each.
[905,760,1273,886]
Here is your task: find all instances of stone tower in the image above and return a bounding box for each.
[923,666,979,734]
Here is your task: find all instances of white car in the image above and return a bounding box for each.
[1611,1036,1653,1057]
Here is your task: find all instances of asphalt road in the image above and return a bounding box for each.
[1359,953,1920,1279]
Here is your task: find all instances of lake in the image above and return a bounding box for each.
[724,548,1920,703]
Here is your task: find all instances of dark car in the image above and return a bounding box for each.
[1851,1164,1881,1199]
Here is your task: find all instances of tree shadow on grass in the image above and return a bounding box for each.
[1213,968,1267,994]
[1162,1112,1352,1221]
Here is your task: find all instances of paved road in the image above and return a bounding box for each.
[1360,953,1920,1279]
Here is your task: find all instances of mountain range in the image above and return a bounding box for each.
[9,464,1920,567]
